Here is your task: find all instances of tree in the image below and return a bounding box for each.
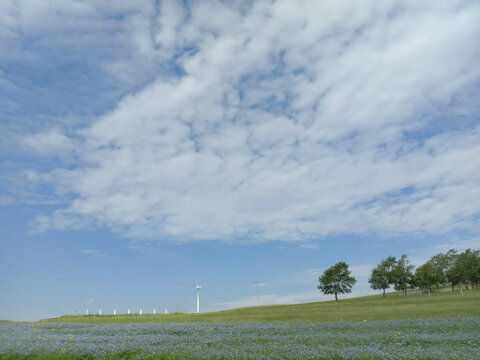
[391,255,414,296]
[318,262,357,302]
[451,249,480,290]
[429,249,457,289]
[369,256,396,298]
[414,262,439,294]
[441,249,462,290]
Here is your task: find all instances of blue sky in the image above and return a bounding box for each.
[1,0,479,321]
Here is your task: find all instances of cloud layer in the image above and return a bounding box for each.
[6,0,480,242]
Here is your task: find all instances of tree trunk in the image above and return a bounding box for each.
[383,289,385,298]
[451,283,454,291]
[335,292,338,302]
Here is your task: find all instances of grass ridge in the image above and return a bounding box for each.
[42,288,480,323]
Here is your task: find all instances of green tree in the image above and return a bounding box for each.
[427,253,448,286]
[415,262,439,294]
[391,255,414,296]
[452,249,480,289]
[442,249,461,290]
[368,256,396,298]
[428,249,457,289]
[318,262,357,302]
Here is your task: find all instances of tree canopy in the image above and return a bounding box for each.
[391,254,414,296]
[414,262,439,294]
[368,248,480,297]
[318,262,357,302]
[368,256,396,297]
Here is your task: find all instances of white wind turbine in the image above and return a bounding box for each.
[196,283,202,313]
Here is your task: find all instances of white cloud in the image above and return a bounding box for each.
[22,129,76,157]
[0,0,159,89]
[79,249,105,257]
[299,244,320,249]
[7,0,478,243]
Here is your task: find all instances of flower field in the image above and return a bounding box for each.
[1,318,479,359]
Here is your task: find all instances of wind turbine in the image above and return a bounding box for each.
[196,283,202,313]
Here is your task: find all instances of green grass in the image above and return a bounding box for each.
[0,351,182,360]
[43,288,480,323]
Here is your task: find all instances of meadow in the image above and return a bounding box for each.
[45,288,480,323]
[1,290,479,359]
[1,318,479,359]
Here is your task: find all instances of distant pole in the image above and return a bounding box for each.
[153,309,156,315]
[113,309,116,315]
[99,309,102,315]
[165,308,168,314]
[86,309,88,315]
[128,309,130,315]
[255,280,260,306]
[140,309,142,315]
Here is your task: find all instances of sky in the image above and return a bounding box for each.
[0,0,479,321]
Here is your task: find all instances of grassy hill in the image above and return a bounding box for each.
[43,288,480,323]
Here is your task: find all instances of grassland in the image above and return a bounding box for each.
[2,290,479,359]
[43,288,480,323]
[3,318,480,359]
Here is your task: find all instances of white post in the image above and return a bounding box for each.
[196,284,202,313]
[165,308,168,314]
[128,309,130,315]
[153,309,156,315]
[99,309,102,315]
[113,309,116,315]
[140,309,142,315]
[86,309,88,315]
[197,290,200,313]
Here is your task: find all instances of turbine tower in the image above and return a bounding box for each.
[196,283,202,313]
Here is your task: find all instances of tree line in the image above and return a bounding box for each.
[369,248,480,297]
[317,248,480,301]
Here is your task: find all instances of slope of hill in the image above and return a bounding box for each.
[43,289,480,323]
